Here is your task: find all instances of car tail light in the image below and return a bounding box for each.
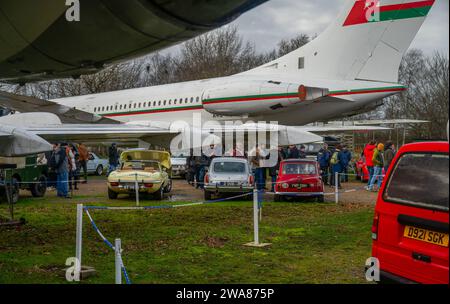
[144,183,154,188]
[372,212,379,240]
[110,182,119,187]
[248,175,254,185]
[205,174,209,184]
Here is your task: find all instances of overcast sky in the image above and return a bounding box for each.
[205,0,449,56]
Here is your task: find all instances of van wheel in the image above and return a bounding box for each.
[274,195,282,202]
[154,187,164,200]
[31,175,47,197]
[96,165,104,176]
[317,195,324,203]
[204,191,212,201]
[164,179,173,193]
[108,188,118,199]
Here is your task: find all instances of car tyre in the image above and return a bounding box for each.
[164,179,173,193]
[108,188,118,200]
[96,165,104,176]
[31,175,47,198]
[154,186,164,201]
[317,195,324,203]
[274,194,283,202]
[204,190,212,201]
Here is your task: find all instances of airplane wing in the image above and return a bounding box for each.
[301,125,391,133]
[1,0,268,83]
[0,91,118,124]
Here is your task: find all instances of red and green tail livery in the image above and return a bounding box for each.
[343,0,435,26]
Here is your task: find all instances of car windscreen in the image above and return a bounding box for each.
[213,162,246,174]
[282,163,317,175]
[383,153,449,212]
[122,161,159,172]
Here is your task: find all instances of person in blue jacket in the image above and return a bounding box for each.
[339,145,352,183]
[317,143,331,185]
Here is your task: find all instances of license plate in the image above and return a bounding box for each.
[294,184,309,189]
[403,226,449,247]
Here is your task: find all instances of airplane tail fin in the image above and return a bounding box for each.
[248,0,435,83]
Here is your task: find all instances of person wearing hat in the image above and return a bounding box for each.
[368,143,385,191]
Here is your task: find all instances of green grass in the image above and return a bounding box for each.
[0,194,374,284]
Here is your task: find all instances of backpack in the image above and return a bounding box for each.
[330,151,340,165]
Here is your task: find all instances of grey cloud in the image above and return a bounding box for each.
[232,0,449,55]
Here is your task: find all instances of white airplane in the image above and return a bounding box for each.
[0,0,436,156]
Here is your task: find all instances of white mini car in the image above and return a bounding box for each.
[204,157,254,200]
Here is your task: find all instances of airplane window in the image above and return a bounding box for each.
[185,98,188,103]
[196,97,200,102]
[153,101,156,107]
[174,99,177,104]
[298,57,305,69]
[190,97,194,103]
[158,101,161,106]
[120,105,122,110]
[94,107,97,112]
[139,103,141,108]
[102,107,105,111]
[134,104,137,109]
[169,100,172,105]
[115,105,118,110]
[163,100,166,106]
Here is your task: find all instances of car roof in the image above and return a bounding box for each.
[397,141,449,154]
[211,157,248,163]
[282,159,318,163]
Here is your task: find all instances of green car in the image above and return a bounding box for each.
[0,155,49,204]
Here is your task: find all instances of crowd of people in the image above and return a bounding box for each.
[362,140,396,192]
[42,142,90,199]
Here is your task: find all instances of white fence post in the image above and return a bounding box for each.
[335,172,339,204]
[253,189,260,245]
[115,238,122,285]
[76,204,83,267]
[134,174,140,207]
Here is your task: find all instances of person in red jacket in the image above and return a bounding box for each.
[363,140,377,189]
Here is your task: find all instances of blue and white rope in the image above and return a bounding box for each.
[84,208,132,284]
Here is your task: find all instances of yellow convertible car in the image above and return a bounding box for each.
[107,150,172,200]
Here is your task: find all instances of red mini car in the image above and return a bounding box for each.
[274,159,324,202]
[371,141,449,284]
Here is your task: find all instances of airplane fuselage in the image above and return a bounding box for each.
[54,73,405,126]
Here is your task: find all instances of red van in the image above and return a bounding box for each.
[371,141,449,284]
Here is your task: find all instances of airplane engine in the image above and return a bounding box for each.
[0,0,267,83]
[202,80,329,117]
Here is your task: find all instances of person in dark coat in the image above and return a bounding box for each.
[339,145,352,183]
[287,145,300,159]
[299,145,307,159]
[269,146,285,192]
[383,141,396,172]
[107,143,120,176]
[317,143,331,185]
